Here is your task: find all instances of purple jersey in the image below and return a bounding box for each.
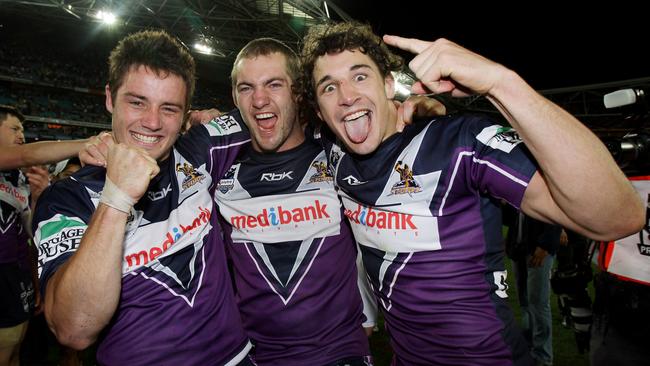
[321,115,537,366]
[0,169,30,264]
[215,138,371,365]
[34,114,253,366]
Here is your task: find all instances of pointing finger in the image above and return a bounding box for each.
[383,35,431,55]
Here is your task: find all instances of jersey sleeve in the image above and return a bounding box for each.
[176,109,251,181]
[32,179,95,295]
[465,116,538,209]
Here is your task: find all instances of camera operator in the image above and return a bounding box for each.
[551,229,593,355]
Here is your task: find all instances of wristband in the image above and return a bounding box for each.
[100,176,137,213]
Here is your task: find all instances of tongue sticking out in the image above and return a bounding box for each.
[344,114,370,143]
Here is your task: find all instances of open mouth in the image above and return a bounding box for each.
[255,112,277,131]
[343,109,370,144]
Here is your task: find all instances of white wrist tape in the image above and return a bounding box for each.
[100,176,137,213]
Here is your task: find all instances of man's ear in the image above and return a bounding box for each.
[316,106,323,121]
[384,73,396,100]
[105,85,114,113]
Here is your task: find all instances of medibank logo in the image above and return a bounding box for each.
[344,204,417,230]
[124,206,211,268]
[230,199,330,229]
[0,182,27,204]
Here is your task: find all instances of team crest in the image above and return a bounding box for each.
[309,161,333,183]
[176,162,206,190]
[217,165,238,193]
[391,161,422,195]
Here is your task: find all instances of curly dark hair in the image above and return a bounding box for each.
[300,21,403,108]
[108,29,196,111]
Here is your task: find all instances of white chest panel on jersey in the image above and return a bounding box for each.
[339,123,441,253]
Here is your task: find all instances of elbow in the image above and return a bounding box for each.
[51,326,95,351]
[46,314,97,351]
[596,200,645,242]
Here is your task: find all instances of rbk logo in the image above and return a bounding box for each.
[261,171,293,182]
[147,183,172,201]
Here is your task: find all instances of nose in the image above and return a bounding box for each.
[141,108,162,130]
[252,87,270,109]
[16,130,25,144]
[338,82,360,106]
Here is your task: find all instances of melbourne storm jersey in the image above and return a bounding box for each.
[215,138,371,365]
[34,114,252,366]
[321,115,537,366]
[0,169,30,265]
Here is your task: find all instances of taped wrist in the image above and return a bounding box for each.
[100,176,136,213]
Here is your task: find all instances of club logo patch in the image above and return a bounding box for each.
[176,162,206,190]
[391,161,422,195]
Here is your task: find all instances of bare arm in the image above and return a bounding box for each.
[383,35,644,241]
[44,204,127,349]
[0,139,89,170]
[43,142,159,350]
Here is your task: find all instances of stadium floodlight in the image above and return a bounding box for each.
[94,10,118,25]
[193,42,214,55]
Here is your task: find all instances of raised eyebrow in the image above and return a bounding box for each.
[315,64,373,89]
[350,64,373,73]
[315,75,332,90]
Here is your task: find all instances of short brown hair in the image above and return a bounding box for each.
[300,21,403,107]
[108,30,196,110]
[231,37,301,95]
[0,104,25,126]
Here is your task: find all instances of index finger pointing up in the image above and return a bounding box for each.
[383,35,431,55]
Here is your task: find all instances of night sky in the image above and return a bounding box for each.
[336,2,648,90]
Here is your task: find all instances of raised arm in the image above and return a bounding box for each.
[383,35,643,240]
[42,142,159,350]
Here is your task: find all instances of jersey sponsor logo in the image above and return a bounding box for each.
[175,162,206,190]
[476,125,523,153]
[35,214,87,271]
[205,114,243,136]
[230,199,329,229]
[221,190,341,243]
[309,161,333,183]
[124,206,211,269]
[391,161,422,195]
[342,175,367,186]
[0,182,28,205]
[260,171,293,182]
[345,203,416,230]
[217,165,238,193]
[147,183,172,201]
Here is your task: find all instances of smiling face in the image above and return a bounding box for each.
[313,49,397,155]
[106,65,186,162]
[232,52,304,153]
